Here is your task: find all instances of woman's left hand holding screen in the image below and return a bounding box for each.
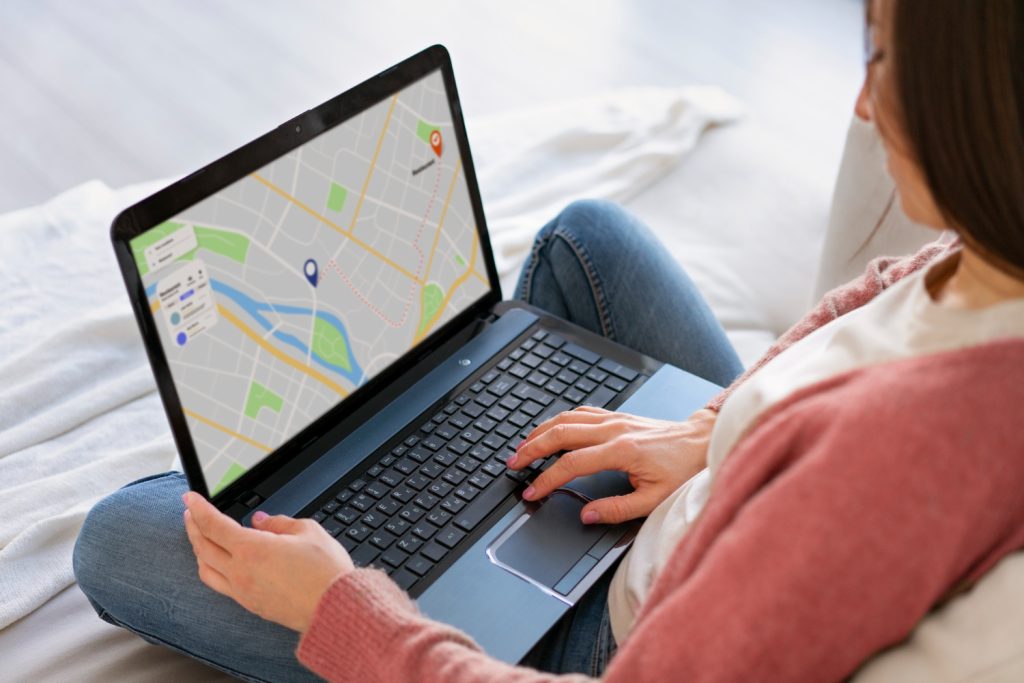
[182,492,353,633]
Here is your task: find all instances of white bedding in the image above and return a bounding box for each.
[5,85,831,681]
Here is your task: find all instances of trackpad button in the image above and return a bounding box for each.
[489,493,607,588]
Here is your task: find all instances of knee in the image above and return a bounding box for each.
[73,472,188,613]
[548,199,645,257]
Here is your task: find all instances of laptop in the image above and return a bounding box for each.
[111,45,721,663]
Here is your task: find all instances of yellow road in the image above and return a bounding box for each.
[183,407,272,453]
[217,304,350,396]
[414,231,480,344]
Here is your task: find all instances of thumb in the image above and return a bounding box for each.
[252,512,306,535]
[581,491,657,525]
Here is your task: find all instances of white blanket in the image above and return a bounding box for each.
[0,86,742,629]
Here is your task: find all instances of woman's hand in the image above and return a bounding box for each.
[510,406,717,524]
[182,492,353,633]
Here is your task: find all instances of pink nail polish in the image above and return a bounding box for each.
[523,486,535,500]
[506,454,518,468]
[181,492,189,505]
[582,510,600,524]
[252,511,269,523]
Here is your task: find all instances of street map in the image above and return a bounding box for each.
[131,70,489,495]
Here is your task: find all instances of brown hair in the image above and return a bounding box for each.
[880,0,1024,275]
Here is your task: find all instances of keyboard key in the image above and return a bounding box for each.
[531,329,548,342]
[422,435,445,451]
[482,460,506,477]
[414,492,440,510]
[440,496,466,514]
[499,395,523,412]
[426,509,453,527]
[350,494,374,512]
[322,499,340,514]
[462,402,485,418]
[422,542,448,562]
[545,379,568,395]
[455,392,471,405]
[370,530,397,550]
[420,421,436,434]
[581,385,617,409]
[508,363,530,379]
[470,381,486,394]
[407,446,432,463]
[474,392,498,408]
[379,454,397,467]
[538,361,560,377]
[460,428,484,443]
[339,535,358,552]
[322,518,344,537]
[533,343,554,359]
[379,470,402,487]
[334,507,360,524]
[391,569,418,591]
[481,369,500,384]
[365,481,388,499]
[335,489,354,504]
[520,353,542,369]
[544,334,566,349]
[575,378,598,393]
[412,523,437,541]
[390,445,408,458]
[433,451,457,466]
[348,478,367,492]
[442,469,467,486]
[406,474,430,491]
[469,444,494,462]
[598,359,639,382]
[436,527,467,549]
[550,352,572,367]
[488,377,516,397]
[454,484,481,502]
[385,518,411,536]
[486,406,511,422]
[367,464,383,478]
[396,533,424,554]
[496,423,519,439]
[376,498,401,516]
[434,424,458,440]
[562,343,599,365]
[497,358,513,371]
[510,348,525,361]
[586,368,609,383]
[526,371,548,387]
[469,471,494,489]
[350,543,380,567]
[429,481,454,498]
[381,546,409,569]
[522,339,537,351]
[362,510,386,529]
[565,388,586,404]
[313,510,327,523]
[391,486,415,503]
[406,555,435,577]
[449,414,470,429]
[399,505,426,523]
[508,411,531,428]
[606,376,628,392]
[420,462,444,478]
[456,456,480,474]
[447,439,471,455]
[346,525,372,542]
[556,369,580,385]
[444,401,460,414]
[394,458,417,475]
[483,434,506,450]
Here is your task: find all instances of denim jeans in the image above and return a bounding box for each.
[73,199,742,681]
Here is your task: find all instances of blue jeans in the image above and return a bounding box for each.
[74,199,742,681]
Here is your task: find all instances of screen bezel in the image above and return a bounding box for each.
[111,45,501,506]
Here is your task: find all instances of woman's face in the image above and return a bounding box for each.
[854,0,947,230]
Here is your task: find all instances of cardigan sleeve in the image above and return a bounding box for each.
[704,238,954,412]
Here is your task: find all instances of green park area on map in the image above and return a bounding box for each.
[312,317,353,372]
[130,221,250,275]
[243,381,284,419]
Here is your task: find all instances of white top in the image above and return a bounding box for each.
[607,251,1024,643]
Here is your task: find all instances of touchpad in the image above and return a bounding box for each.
[489,493,611,590]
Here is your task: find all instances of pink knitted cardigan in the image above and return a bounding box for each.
[297,240,1024,682]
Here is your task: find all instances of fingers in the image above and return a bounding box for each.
[252,512,314,536]
[512,408,617,469]
[196,559,233,597]
[184,509,232,572]
[182,491,247,549]
[580,490,660,525]
[522,444,626,501]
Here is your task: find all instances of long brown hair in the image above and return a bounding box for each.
[878,0,1024,275]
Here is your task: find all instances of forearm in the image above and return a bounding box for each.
[297,569,592,683]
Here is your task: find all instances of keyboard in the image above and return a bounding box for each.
[309,327,642,593]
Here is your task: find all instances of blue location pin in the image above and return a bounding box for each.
[304,259,318,287]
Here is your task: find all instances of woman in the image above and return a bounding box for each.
[74,0,1024,680]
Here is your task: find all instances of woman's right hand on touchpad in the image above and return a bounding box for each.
[508,406,717,525]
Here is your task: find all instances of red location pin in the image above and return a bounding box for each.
[429,129,443,157]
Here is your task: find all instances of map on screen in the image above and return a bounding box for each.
[130,69,490,495]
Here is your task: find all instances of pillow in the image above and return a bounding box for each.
[822,115,1024,683]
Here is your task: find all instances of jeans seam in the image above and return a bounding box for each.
[553,226,617,341]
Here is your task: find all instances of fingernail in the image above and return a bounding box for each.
[523,486,536,500]
[506,454,518,468]
[252,511,269,523]
[582,510,600,524]
[181,492,190,505]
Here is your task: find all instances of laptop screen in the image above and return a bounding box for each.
[129,68,491,496]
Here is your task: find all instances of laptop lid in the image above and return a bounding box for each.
[111,45,502,507]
